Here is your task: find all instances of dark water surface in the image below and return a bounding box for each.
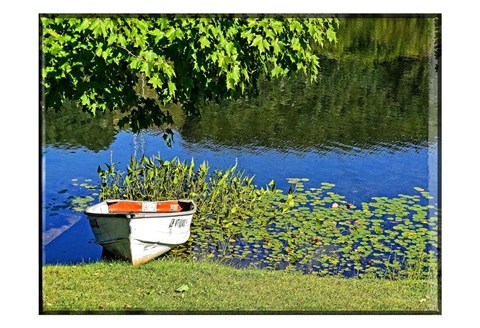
[41,17,439,266]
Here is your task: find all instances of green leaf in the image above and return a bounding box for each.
[150,29,164,43]
[107,33,117,45]
[175,29,184,40]
[149,75,162,89]
[271,21,284,34]
[141,61,152,77]
[76,19,91,31]
[165,27,176,41]
[95,43,103,57]
[143,50,157,62]
[226,72,236,90]
[129,58,142,70]
[326,28,336,43]
[199,35,211,49]
[117,33,127,47]
[271,65,283,77]
[80,93,90,106]
[262,39,270,52]
[91,19,106,37]
[272,39,281,55]
[175,284,189,293]
[289,20,303,33]
[251,35,262,48]
[168,81,176,95]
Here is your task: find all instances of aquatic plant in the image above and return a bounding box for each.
[92,155,438,279]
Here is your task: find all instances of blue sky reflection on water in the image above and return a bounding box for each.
[42,130,438,265]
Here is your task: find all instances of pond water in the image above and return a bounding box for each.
[41,17,439,267]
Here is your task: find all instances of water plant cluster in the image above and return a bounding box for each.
[91,155,438,279]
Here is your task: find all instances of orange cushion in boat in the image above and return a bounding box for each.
[108,201,182,213]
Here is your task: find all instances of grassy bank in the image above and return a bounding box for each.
[42,258,439,313]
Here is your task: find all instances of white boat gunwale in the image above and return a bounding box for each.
[84,199,197,219]
[85,210,195,219]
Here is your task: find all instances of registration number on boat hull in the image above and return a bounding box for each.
[168,218,189,229]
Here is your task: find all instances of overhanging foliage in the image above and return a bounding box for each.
[41,16,339,131]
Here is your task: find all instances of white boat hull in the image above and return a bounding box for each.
[85,200,196,265]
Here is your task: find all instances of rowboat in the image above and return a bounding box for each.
[84,199,196,265]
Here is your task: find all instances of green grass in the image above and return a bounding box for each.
[42,257,439,313]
